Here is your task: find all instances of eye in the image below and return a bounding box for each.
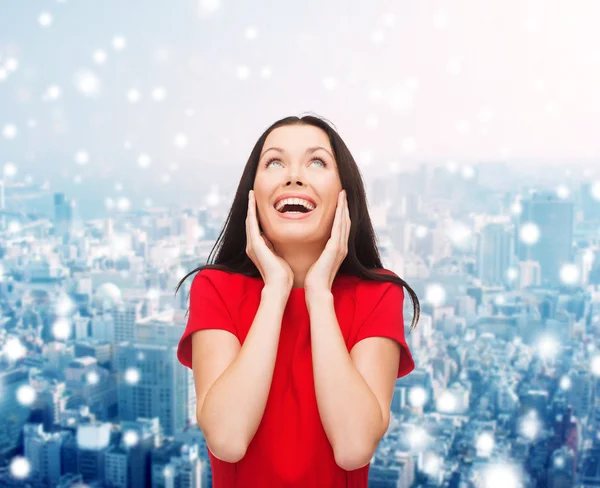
[263,157,328,168]
[263,157,282,168]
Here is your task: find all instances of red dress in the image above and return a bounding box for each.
[176,268,415,488]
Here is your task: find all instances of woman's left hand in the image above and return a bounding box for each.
[304,189,350,298]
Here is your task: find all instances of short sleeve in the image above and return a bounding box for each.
[354,283,415,379]
[176,271,238,370]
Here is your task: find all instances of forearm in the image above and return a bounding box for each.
[200,287,288,461]
[307,292,385,469]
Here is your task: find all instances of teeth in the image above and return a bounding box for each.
[274,198,315,212]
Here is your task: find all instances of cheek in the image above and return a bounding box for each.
[252,181,274,211]
[317,205,336,229]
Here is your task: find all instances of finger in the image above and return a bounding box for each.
[345,191,350,247]
[338,190,346,250]
[246,191,253,252]
[248,190,261,242]
[330,189,341,250]
[331,190,341,238]
[337,190,343,248]
[342,190,349,252]
[250,190,271,254]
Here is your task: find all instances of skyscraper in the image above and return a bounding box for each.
[517,191,574,287]
[53,192,73,238]
[477,222,515,286]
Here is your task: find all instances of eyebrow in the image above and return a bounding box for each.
[260,146,334,160]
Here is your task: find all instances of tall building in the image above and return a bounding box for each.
[162,444,203,488]
[0,366,32,462]
[519,260,542,288]
[75,423,112,482]
[104,418,160,487]
[517,191,574,287]
[113,301,144,343]
[568,365,594,420]
[23,423,69,486]
[0,178,5,231]
[477,222,515,286]
[54,192,73,238]
[116,342,189,436]
[580,182,600,221]
[578,440,600,487]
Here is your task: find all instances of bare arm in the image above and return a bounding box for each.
[194,287,288,463]
[308,292,390,471]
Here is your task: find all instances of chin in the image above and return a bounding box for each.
[274,229,324,244]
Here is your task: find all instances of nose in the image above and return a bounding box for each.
[286,177,304,187]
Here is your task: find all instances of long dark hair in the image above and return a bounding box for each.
[175,114,420,331]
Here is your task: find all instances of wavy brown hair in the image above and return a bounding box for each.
[175,114,420,331]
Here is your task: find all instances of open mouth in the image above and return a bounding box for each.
[274,203,315,214]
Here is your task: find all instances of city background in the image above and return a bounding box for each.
[1,0,600,487]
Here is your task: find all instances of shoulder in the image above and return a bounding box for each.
[190,268,259,301]
[355,268,403,294]
[352,269,404,311]
[193,268,236,286]
[339,268,402,312]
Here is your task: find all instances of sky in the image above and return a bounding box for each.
[1,0,599,216]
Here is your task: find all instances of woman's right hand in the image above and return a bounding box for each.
[246,189,294,290]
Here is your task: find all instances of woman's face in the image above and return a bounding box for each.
[252,124,343,245]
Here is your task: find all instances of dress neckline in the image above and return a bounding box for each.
[286,274,352,300]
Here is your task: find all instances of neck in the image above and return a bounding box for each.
[272,240,326,289]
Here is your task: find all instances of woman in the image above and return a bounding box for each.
[175,114,420,487]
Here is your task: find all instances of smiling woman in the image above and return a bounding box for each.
[174,113,420,488]
[251,124,343,263]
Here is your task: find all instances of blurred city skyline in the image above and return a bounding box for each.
[1,2,600,486]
